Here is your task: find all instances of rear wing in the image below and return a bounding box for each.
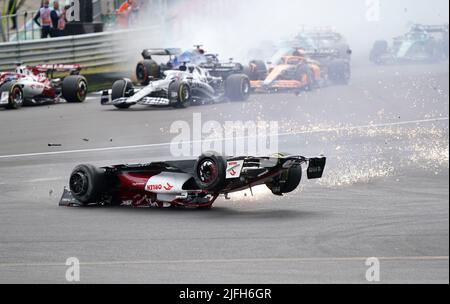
[411,24,449,33]
[305,32,343,41]
[298,25,337,33]
[142,48,182,60]
[306,48,340,57]
[31,64,81,73]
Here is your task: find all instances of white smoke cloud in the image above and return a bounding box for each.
[120,0,449,71]
[147,0,449,62]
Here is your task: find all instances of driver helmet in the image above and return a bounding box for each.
[293,48,306,57]
[5,74,18,82]
[15,66,25,74]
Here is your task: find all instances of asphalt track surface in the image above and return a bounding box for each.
[0,62,448,283]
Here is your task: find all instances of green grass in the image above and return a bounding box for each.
[87,80,115,93]
[51,64,133,93]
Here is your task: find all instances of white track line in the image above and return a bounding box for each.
[23,177,64,183]
[0,117,448,160]
[0,256,448,268]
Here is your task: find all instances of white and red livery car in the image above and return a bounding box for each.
[0,64,88,109]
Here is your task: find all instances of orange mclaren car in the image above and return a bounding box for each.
[245,54,321,91]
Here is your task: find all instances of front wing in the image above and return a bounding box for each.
[250,80,309,90]
[101,91,171,107]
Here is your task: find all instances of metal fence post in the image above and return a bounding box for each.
[6,15,10,41]
[14,14,19,41]
[31,12,35,40]
[23,12,27,40]
[0,16,6,42]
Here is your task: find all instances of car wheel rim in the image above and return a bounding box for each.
[12,87,23,105]
[70,172,88,196]
[77,80,87,101]
[180,85,190,102]
[242,80,250,95]
[198,160,218,184]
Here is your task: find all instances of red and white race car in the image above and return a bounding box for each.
[0,64,88,109]
[60,152,327,209]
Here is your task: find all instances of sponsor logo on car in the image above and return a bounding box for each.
[30,84,45,90]
[226,160,244,179]
[164,183,174,191]
[146,184,163,191]
[146,182,175,192]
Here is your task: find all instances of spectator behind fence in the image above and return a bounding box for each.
[128,0,141,27]
[34,0,53,38]
[116,0,140,28]
[8,0,25,30]
[50,1,65,37]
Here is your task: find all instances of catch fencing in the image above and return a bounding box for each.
[0,26,162,72]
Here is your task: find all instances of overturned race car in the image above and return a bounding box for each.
[60,152,326,209]
[0,64,88,110]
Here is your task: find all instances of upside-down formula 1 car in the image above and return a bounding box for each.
[0,64,88,110]
[102,61,250,109]
[370,24,449,64]
[59,152,327,209]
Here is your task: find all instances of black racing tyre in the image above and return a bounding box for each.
[244,60,267,80]
[327,60,351,85]
[295,64,314,90]
[424,40,441,62]
[169,81,191,108]
[370,40,388,63]
[69,164,106,205]
[443,38,449,60]
[194,152,227,192]
[336,43,352,60]
[266,165,303,195]
[243,66,256,80]
[225,74,251,101]
[111,79,134,109]
[0,82,24,109]
[62,75,88,103]
[250,60,267,77]
[136,59,160,85]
